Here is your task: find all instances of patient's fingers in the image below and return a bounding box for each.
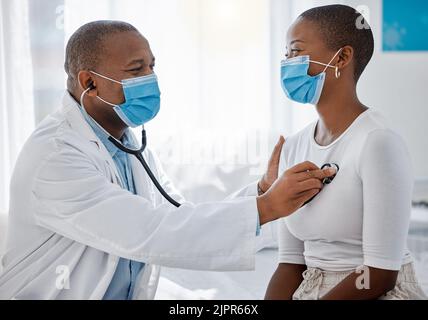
[269,136,285,166]
[295,167,337,182]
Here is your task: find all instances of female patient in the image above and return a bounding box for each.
[265,5,426,300]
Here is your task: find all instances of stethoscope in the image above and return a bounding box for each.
[80,86,182,208]
[303,163,340,206]
[108,128,182,208]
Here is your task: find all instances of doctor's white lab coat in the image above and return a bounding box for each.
[0,92,259,299]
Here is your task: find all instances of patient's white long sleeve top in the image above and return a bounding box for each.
[278,109,413,271]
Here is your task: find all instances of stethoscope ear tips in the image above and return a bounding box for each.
[321,163,339,184]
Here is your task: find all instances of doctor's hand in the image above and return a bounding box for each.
[256,161,337,225]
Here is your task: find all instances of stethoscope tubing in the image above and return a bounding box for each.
[108,129,181,208]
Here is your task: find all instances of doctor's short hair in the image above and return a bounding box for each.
[299,4,374,82]
[64,20,139,91]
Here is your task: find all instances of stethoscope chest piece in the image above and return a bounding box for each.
[321,163,339,184]
[302,162,339,207]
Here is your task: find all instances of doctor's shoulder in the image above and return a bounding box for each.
[22,113,98,173]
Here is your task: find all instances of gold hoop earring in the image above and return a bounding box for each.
[335,67,341,79]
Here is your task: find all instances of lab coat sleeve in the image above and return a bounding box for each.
[146,148,261,235]
[226,181,259,199]
[32,143,258,271]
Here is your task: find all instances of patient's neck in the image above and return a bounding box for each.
[314,86,368,146]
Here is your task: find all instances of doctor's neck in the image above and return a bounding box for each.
[89,108,128,140]
[73,90,128,140]
[314,81,367,140]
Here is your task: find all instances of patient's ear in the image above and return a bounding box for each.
[337,45,354,70]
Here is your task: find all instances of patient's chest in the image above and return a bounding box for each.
[282,135,364,243]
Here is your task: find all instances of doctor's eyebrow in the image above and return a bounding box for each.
[125,57,156,68]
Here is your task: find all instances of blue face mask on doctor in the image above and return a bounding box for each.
[280,48,342,105]
[89,70,161,128]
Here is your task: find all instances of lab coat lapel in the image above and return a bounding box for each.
[61,92,160,299]
[61,92,123,186]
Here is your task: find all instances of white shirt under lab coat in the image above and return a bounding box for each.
[0,92,259,299]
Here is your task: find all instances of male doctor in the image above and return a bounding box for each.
[0,21,335,299]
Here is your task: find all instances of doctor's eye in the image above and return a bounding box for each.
[129,67,143,73]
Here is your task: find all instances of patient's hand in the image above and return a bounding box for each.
[258,136,286,195]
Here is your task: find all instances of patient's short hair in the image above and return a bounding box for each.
[300,4,374,82]
[64,20,139,90]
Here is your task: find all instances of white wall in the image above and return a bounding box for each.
[346,0,428,178]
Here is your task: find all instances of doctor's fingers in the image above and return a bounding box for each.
[288,161,319,174]
[295,189,320,205]
[294,167,337,182]
[296,178,323,193]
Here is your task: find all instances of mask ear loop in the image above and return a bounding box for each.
[323,48,342,79]
[87,70,122,107]
[90,70,122,84]
[310,48,343,79]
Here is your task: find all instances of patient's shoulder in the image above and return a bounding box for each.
[356,108,391,132]
[356,109,407,147]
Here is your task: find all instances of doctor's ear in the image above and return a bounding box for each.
[77,70,97,96]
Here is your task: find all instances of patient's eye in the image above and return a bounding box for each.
[290,48,303,57]
[285,48,303,58]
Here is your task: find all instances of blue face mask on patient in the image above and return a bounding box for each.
[90,71,161,128]
[280,48,342,105]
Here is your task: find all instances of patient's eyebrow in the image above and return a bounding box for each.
[290,39,305,45]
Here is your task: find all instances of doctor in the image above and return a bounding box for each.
[0,21,336,299]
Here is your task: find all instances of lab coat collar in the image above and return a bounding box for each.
[77,102,137,159]
[61,91,139,155]
[61,91,103,147]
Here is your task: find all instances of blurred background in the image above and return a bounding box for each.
[0,0,427,298]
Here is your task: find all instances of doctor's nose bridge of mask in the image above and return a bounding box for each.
[302,162,340,207]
